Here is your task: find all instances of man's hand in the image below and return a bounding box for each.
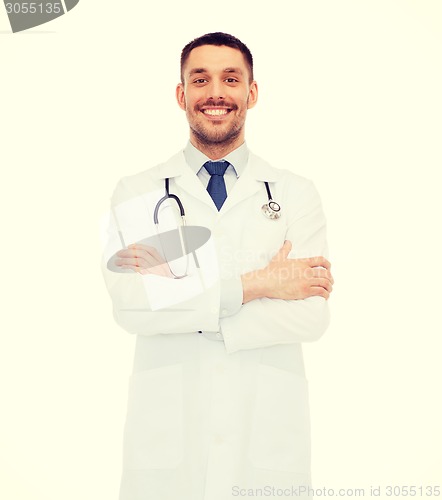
[115,244,173,278]
[241,240,334,304]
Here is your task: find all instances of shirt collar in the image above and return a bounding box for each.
[183,140,249,178]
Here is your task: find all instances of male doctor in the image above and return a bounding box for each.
[102,32,333,500]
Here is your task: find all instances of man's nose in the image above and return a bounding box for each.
[207,80,225,100]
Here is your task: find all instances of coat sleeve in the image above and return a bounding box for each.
[220,179,330,353]
[101,176,221,336]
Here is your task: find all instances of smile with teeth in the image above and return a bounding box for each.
[202,108,231,116]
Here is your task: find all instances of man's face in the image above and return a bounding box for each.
[176,45,258,148]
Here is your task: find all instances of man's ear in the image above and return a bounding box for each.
[247,81,259,110]
[176,83,186,111]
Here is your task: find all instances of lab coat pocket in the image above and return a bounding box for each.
[248,364,310,473]
[123,363,183,469]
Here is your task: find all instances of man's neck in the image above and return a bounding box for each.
[190,134,245,160]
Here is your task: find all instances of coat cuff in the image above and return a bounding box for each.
[219,277,243,318]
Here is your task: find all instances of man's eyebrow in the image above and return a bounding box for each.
[187,67,244,77]
[188,68,208,77]
[223,67,243,75]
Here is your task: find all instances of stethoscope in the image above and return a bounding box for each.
[261,182,282,220]
[153,178,281,278]
[154,178,281,224]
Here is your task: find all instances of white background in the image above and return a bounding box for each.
[1,1,441,498]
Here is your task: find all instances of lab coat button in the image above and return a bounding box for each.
[221,309,228,316]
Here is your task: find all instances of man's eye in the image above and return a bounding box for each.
[225,78,238,83]
[194,79,207,84]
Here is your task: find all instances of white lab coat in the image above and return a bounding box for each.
[102,150,330,500]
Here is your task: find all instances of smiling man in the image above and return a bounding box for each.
[176,43,257,156]
[103,32,333,500]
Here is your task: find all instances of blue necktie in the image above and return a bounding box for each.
[204,160,229,210]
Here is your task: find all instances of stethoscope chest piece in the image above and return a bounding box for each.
[262,200,281,220]
[262,182,281,220]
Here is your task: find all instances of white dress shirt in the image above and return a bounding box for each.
[183,140,249,194]
[183,141,249,334]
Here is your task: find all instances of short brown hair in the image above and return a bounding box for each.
[180,32,254,83]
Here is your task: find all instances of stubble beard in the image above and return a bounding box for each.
[187,100,246,148]
[190,118,243,148]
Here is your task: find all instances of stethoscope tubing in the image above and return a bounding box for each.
[153,178,185,225]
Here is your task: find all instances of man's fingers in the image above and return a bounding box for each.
[309,267,334,285]
[122,244,159,257]
[309,278,333,293]
[129,243,163,257]
[271,240,292,262]
[307,256,331,270]
[117,257,146,268]
[117,255,165,270]
[310,286,330,300]
[117,245,167,269]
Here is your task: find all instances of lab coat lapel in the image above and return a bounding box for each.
[156,151,217,211]
[219,166,261,215]
[174,168,216,210]
[220,153,283,216]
